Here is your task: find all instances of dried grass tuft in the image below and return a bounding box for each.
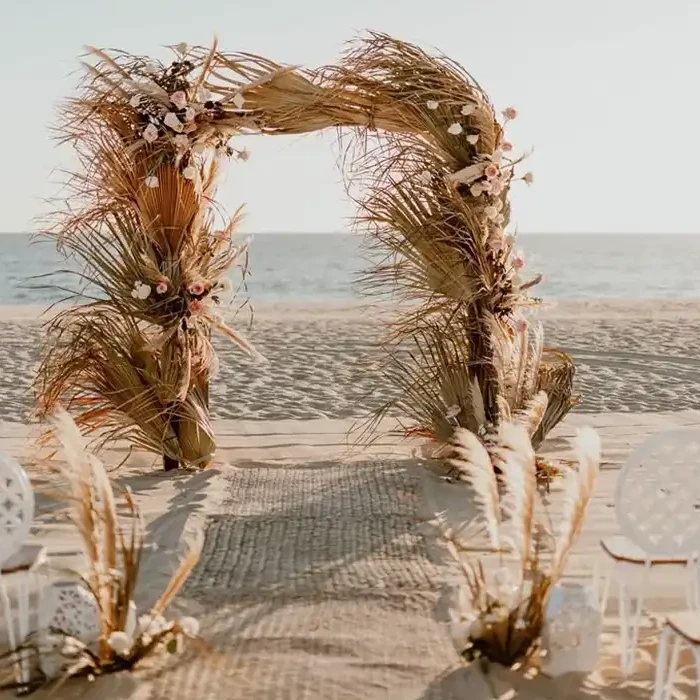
[443,421,602,667]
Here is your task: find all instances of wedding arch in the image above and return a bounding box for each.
[36,33,576,470]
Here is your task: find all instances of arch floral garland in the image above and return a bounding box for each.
[36,33,575,470]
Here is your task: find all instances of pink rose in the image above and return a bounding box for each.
[155,280,169,295]
[188,281,206,296]
[502,106,518,120]
[484,177,505,196]
[170,91,188,110]
[484,163,500,180]
[501,141,513,152]
[512,255,525,270]
[515,319,528,333]
[189,299,204,314]
[142,124,159,143]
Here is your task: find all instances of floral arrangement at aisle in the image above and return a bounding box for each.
[0,409,202,693]
[338,34,577,458]
[441,420,601,667]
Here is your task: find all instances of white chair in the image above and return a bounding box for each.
[595,428,700,676]
[0,451,47,689]
[653,611,700,699]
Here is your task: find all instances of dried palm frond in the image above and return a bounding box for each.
[331,33,571,453]
[442,421,601,668]
[32,408,204,685]
[532,349,579,449]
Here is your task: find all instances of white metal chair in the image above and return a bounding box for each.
[0,451,47,689]
[595,428,700,676]
[653,611,700,699]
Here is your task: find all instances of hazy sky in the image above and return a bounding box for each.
[2,0,699,234]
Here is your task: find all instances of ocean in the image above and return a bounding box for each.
[0,233,698,305]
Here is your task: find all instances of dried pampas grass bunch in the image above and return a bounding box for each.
[442,421,601,667]
[35,408,203,686]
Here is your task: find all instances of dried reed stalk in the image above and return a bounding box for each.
[443,421,601,667]
[40,407,203,683]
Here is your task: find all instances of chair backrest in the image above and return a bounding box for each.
[0,451,34,567]
[615,428,700,557]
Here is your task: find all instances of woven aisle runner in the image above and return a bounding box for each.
[148,462,467,699]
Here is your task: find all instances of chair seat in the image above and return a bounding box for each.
[667,611,700,645]
[0,545,47,576]
[600,535,689,566]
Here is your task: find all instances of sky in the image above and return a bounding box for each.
[2,0,699,234]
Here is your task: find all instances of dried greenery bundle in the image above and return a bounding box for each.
[332,33,576,450]
[36,40,317,469]
[442,421,601,667]
[35,408,203,685]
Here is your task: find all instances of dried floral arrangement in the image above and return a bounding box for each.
[441,421,601,667]
[0,409,203,692]
[35,34,575,469]
[335,34,578,457]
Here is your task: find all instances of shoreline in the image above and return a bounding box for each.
[3,297,700,322]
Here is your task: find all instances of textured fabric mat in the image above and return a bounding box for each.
[150,462,466,699]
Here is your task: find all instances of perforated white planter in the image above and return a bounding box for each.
[41,582,100,642]
[541,583,602,677]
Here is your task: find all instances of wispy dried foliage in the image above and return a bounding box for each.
[333,33,576,449]
[442,422,601,667]
[33,408,202,686]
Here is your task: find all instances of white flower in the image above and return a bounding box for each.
[164,112,183,132]
[470,182,484,197]
[232,92,245,109]
[468,618,484,638]
[448,163,485,185]
[426,100,439,110]
[107,631,132,656]
[447,122,463,135]
[175,42,188,55]
[484,205,499,221]
[196,86,212,102]
[184,106,196,122]
[461,104,475,116]
[142,123,159,143]
[173,134,189,151]
[170,91,188,110]
[144,61,160,75]
[523,171,534,185]
[449,618,471,651]
[418,170,432,185]
[180,616,200,637]
[138,614,167,636]
[490,150,503,165]
[145,175,159,188]
[131,282,151,300]
[466,134,479,145]
[129,95,142,109]
[182,165,197,180]
[445,404,460,419]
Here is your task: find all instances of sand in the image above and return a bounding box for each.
[1,300,700,698]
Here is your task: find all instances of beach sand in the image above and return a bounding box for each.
[1,300,700,698]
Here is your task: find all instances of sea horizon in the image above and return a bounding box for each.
[1,232,699,305]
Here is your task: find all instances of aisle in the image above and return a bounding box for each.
[151,461,463,700]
